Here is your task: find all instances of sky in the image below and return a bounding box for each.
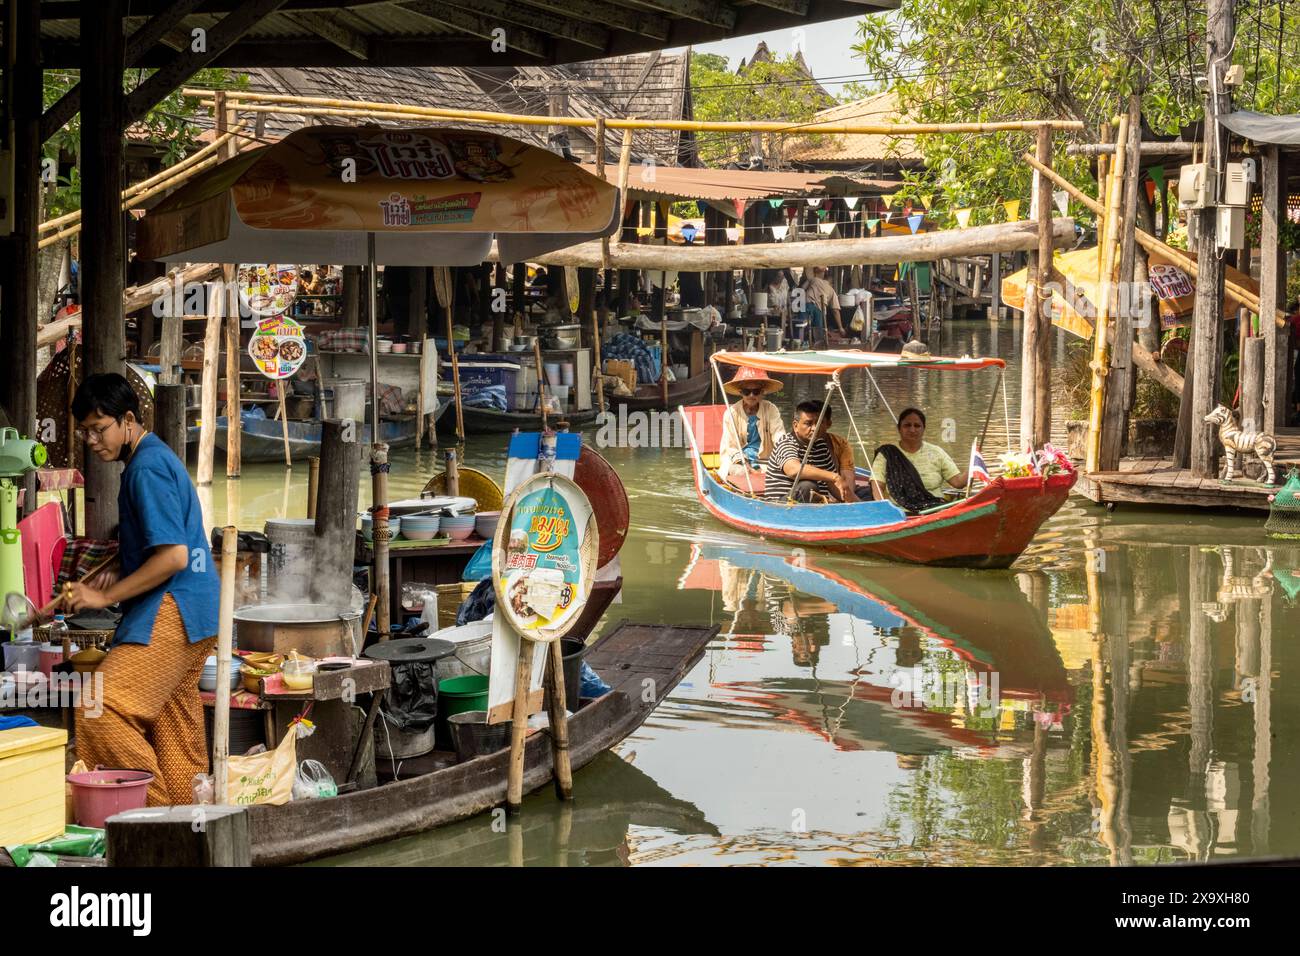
[671,16,878,94]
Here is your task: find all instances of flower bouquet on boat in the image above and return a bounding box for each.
[680,347,1077,570]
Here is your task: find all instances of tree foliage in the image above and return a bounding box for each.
[852,0,1300,227]
[690,49,835,167]
[41,68,247,218]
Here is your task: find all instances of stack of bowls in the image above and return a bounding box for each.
[199,655,243,692]
[441,513,476,542]
[401,514,442,540]
[359,513,402,541]
[474,511,501,540]
[375,338,393,354]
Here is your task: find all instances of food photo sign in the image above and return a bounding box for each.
[487,471,598,722]
[247,314,307,379]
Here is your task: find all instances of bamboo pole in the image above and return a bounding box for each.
[506,639,535,815]
[213,526,237,804]
[277,388,291,468]
[188,90,1084,134]
[497,218,1075,271]
[1085,114,1129,475]
[218,94,243,481]
[38,127,242,235]
[307,456,320,519]
[196,283,222,487]
[534,338,549,430]
[545,640,574,800]
[1022,152,1287,329]
[593,118,607,414]
[434,267,464,442]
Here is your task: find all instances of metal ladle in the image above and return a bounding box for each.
[2,591,41,632]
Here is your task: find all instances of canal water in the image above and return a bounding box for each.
[200,319,1300,866]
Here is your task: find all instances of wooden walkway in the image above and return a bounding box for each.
[1077,428,1300,512]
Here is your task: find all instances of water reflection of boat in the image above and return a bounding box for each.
[681,543,1070,704]
[313,752,719,867]
[187,412,440,462]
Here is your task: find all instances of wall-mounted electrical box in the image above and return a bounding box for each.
[1217,204,1245,249]
[1222,162,1250,206]
[1179,163,1211,210]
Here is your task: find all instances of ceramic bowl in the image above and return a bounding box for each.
[401,514,441,540]
[281,659,317,692]
[199,655,243,692]
[392,342,409,354]
[474,511,501,539]
[359,514,402,541]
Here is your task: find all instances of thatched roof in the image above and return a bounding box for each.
[200,53,693,167]
[784,90,924,169]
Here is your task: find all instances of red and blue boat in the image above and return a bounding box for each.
[680,349,1076,570]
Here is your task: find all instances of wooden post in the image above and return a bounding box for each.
[534,339,549,430]
[1,0,39,461]
[307,457,320,520]
[80,0,127,537]
[989,252,1002,320]
[372,441,391,639]
[1189,0,1235,478]
[505,639,535,814]
[1099,97,1143,471]
[492,263,507,353]
[342,265,361,327]
[436,268,465,442]
[312,420,362,607]
[444,448,459,497]
[106,805,250,868]
[197,283,222,487]
[1260,146,1286,429]
[409,265,428,344]
[213,526,237,804]
[1086,114,1129,474]
[216,92,242,480]
[544,639,574,800]
[1242,336,1266,436]
[154,383,187,460]
[277,388,291,468]
[1030,125,1054,448]
[159,314,184,385]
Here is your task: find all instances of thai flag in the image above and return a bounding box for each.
[969,441,991,483]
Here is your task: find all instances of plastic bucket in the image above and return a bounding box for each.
[438,674,489,719]
[559,362,575,386]
[448,711,511,762]
[432,621,492,682]
[38,641,77,679]
[544,362,562,386]
[67,769,154,828]
[561,637,584,712]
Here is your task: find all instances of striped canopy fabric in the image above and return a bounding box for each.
[711,350,1005,375]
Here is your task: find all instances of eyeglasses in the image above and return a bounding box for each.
[75,420,120,445]
[740,388,764,396]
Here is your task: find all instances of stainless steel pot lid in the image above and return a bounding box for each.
[362,637,456,664]
[234,603,359,624]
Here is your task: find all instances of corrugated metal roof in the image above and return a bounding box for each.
[784,91,924,165]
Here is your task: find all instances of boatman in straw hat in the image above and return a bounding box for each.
[64,373,220,806]
[718,366,786,494]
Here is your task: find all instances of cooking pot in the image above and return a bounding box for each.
[234,603,361,659]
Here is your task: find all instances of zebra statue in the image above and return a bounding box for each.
[1204,404,1277,484]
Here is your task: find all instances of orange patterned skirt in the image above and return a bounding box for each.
[76,593,216,806]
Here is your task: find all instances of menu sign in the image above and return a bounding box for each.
[248,314,307,380]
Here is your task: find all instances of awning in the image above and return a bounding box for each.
[580,163,894,209]
[1220,111,1300,146]
[712,349,1005,375]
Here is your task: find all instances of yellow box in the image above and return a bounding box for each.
[0,725,68,847]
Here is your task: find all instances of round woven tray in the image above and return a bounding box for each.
[33,625,115,650]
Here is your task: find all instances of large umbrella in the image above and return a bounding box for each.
[136,125,620,636]
[1001,245,1257,339]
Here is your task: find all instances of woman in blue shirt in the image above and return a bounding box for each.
[65,373,220,806]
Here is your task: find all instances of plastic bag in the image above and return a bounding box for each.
[460,541,493,582]
[5,825,105,868]
[849,306,865,333]
[292,759,338,800]
[226,726,297,806]
[192,772,214,805]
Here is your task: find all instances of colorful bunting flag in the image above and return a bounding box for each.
[816,208,829,220]
[907,214,924,234]
[920,194,934,212]
[818,221,836,235]
[884,211,894,223]
[1003,200,1021,221]
[1149,165,1166,192]
[768,199,784,209]
[955,208,972,228]
[734,199,746,220]
[865,218,881,231]
[881,193,896,209]
[770,224,790,241]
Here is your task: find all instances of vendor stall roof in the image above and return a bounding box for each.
[579,163,895,207]
[1220,111,1300,147]
[37,1,899,70]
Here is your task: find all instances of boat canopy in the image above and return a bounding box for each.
[711,349,1006,375]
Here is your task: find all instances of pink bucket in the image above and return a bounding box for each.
[67,769,155,828]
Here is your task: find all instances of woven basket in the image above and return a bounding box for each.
[604,359,637,392]
[34,626,115,651]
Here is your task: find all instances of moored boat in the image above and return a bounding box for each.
[680,349,1076,569]
[187,413,434,462]
[606,370,713,412]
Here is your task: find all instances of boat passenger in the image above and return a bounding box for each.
[814,403,875,501]
[718,367,786,493]
[765,399,844,503]
[65,373,221,807]
[870,407,968,512]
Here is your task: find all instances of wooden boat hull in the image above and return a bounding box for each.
[441,404,598,434]
[682,404,1075,569]
[188,416,424,462]
[238,621,715,865]
[607,372,713,412]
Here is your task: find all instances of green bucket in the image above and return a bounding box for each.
[438,674,490,720]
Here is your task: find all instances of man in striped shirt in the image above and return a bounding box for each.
[764,400,847,503]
